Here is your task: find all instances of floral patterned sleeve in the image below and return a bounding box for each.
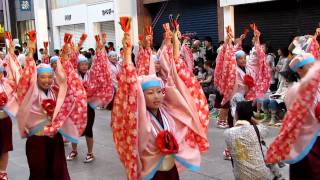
[86,49,114,108]
[16,56,36,103]
[173,50,210,153]
[245,43,271,100]
[111,59,139,179]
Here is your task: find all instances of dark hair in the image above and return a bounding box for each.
[23,42,27,46]
[219,41,224,45]
[15,46,23,52]
[236,101,255,124]
[39,48,44,52]
[108,42,114,47]
[263,41,273,54]
[54,49,60,55]
[204,36,212,43]
[88,48,95,56]
[279,47,289,57]
[84,52,91,59]
[279,69,299,83]
[14,49,19,56]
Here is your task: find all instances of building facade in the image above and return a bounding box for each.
[51,0,139,51]
[220,0,320,50]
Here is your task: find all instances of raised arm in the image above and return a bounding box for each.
[245,28,271,100]
[111,17,139,180]
[85,35,114,108]
[168,20,209,153]
[16,31,37,103]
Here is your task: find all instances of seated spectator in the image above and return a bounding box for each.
[224,101,277,180]
[195,63,206,81]
[200,61,215,99]
[255,71,292,125]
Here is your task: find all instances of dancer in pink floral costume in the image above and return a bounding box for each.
[111,17,209,180]
[14,31,87,180]
[66,33,114,163]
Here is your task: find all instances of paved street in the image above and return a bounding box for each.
[8,110,289,180]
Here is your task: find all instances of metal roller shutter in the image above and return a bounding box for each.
[147,0,218,48]
[234,0,320,52]
[100,21,116,47]
[58,23,86,49]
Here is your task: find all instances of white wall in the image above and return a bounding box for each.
[51,0,139,51]
[51,4,87,49]
[87,1,115,48]
[113,0,138,51]
[33,0,50,54]
[223,6,234,39]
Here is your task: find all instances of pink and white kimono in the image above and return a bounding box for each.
[108,60,121,90]
[267,61,320,165]
[16,55,87,143]
[112,38,209,180]
[216,42,271,116]
[180,43,194,71]
[136,47,152,76]
[78,49,114,109]
[3,52,23,85]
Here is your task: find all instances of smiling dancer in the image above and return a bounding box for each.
[14,31,87,180]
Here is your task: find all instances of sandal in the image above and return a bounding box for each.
[0,172,8,180]
[66,151,78,161]
[84,153,95,163]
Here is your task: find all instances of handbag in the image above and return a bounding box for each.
[252,124,284,180]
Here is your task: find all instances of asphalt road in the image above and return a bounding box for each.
[7,110,289,180]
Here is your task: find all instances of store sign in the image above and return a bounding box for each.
[20,0,31,11]
[65,15,72,21]
[102,8,114,16]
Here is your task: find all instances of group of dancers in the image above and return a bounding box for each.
[0,15,319,180]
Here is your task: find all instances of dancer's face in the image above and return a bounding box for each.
[78,62,89,74]
[37,72,53,90]
[109,56,117,64]
[143,87,164,111]
[237,55,246,67]
[51,62,57,71]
